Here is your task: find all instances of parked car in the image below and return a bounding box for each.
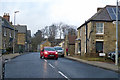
[54,46,64,57]
[108,51,120,61]
[40,47,58,60]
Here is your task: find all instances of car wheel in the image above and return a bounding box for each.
[61,55,64,57]
[43,55,45,59]
[40,56,42,59]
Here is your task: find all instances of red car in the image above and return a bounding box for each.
[40,47,58,60]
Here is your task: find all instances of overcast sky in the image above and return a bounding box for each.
[0,0,117,35]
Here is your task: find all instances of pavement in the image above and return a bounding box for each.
[65,56,120,72]
[2,53,20,61]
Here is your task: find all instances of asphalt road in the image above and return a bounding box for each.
[4,52,119,79]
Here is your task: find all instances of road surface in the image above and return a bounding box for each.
[4,52,119,80]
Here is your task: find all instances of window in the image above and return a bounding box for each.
[78,42,81,53]
[96,23,104,34]
[9,30,12,37]
[4,28,7,36]
[4,42,6,48]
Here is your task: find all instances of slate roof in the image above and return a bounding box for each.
[0,16,14,30]
[78,5,120,29]
[41,40,47,45]
[15,25,27,33]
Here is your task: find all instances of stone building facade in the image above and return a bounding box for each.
[39,40,51,51]
[64,34,77,56]
[0,14,15,54]
[76,5,120,56]
[16,25,27,53]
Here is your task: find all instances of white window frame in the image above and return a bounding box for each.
[96,23,104,34]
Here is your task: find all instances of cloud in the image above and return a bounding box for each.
[0,0,116,35]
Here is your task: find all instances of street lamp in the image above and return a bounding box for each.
[115,0,119,65]
[13,11,19,54]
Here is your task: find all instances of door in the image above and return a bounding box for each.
[96,41,103,53]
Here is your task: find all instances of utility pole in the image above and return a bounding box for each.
[115,0,119,65]
[0,17,3,80]
[13,11,19,54]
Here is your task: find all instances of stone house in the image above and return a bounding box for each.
[50,39,64,47]
[64,34,77,56]
[16,25,27,52]
[27,30,32,52]
[38,40,51,51]
[75,5,120,56]
[0,14,14,53]
[58,40,64,48]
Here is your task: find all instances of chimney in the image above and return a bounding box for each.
[3,13,10,22]
[97,8,103,12]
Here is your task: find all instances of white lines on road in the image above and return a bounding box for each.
[58,71,70,80]
[43,59,69,80]
[48,63,55,68]
[44,59,47,62]
[4,59,11,63]
[44,59,55,69]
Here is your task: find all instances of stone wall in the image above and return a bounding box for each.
[77,21,120,57]
[68,44,75,56]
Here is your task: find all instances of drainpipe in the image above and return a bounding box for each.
[85,21,88,54]
[115,0,119,65]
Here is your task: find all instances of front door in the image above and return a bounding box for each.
[96,41,103,53]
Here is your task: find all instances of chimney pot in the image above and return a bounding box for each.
[97,7,103,12]
[3,13,10,22]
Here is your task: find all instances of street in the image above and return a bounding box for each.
[4,52,119,79]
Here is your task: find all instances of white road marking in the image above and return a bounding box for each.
[4,60,8,63]
[48,63,55,68]
[58,71,69,80]
[44,59,47,62]
[4,59,11,63]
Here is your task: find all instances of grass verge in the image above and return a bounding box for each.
[71,55,114,63]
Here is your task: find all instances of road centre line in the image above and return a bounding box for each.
[58,71,69,80]
[48,63,55,68]
[44,59,47,62]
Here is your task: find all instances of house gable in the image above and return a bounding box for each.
[78,5,120,30]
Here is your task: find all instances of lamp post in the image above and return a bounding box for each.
[115,0,119,65]
[13,11,19,54]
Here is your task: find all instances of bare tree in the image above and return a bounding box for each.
[48,24,57,40]
[41,22,77,39]
[41,28,45,38]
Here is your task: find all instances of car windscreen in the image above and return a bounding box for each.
[44,47,56,51]
[54,47,63,50]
